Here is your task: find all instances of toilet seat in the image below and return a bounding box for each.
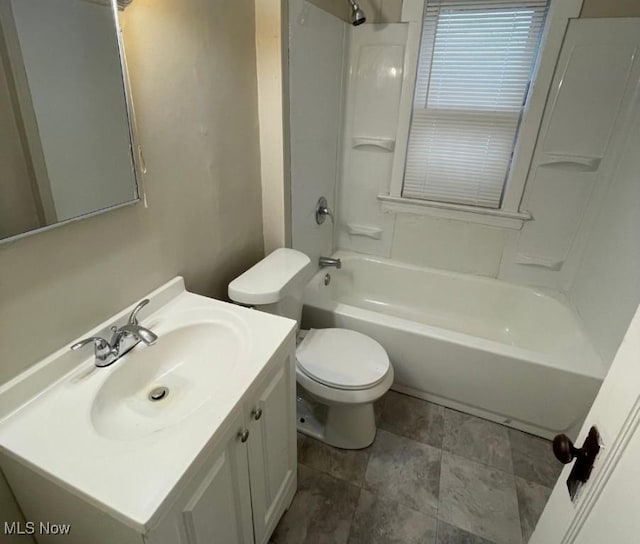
[296,328,390,391]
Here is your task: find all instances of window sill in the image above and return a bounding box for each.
[377,194,531,230]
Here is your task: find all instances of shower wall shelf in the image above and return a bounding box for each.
[347,224,383,239]
[515,253,564,271]
[352,137,395,151]
[538,153,601,172]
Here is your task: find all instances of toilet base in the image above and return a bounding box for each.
[295,394,377,450]
[296,396,326,442]
[324,402,377,449]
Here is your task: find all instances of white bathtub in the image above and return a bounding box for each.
[302,251,605,439]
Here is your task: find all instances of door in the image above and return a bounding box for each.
[531,303,640,543]
[245,352,297,544]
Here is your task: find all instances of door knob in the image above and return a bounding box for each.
[238,429,249,443]
[252,407,263,421]
[552,426,601,501]
[553,434,584,464]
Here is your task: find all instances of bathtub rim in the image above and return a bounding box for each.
[329,250,582,306]
[305,253,606,380]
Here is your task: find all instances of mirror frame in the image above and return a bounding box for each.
[0,0,142,246]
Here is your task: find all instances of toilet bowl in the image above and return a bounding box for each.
[228,248,393,449]
[295,328,393,448]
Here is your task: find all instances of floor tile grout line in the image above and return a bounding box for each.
[510,429,528,544]
[440,443,515,476]
[434,445,444,544]
[511,469,526,544]
[379,392,534,543]
[380,392,539,478]
[513,473,530,544]
[298,437,374,488]
[378,425,442,451]
[345,486,363,544]
[434,450,499,544]
[359,447,372,489]
[437,448,523,544]
[347,484,442,543]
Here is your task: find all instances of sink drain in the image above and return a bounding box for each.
[148,386,169,402]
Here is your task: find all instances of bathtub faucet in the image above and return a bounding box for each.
[319,256,342,269]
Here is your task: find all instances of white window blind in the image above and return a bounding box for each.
[402,0,549,208]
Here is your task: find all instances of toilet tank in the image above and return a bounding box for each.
[228,248,313,323]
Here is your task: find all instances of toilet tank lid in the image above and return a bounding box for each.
[228,248,313,305]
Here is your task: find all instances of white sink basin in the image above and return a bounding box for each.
[0,277,296,529]
[91,323,243,440]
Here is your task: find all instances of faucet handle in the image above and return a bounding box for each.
[315,196,334,225]
[71,336,113,361]
[127,299,150,325]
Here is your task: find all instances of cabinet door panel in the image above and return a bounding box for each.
[182,414,253,544]
[247,354,297,544]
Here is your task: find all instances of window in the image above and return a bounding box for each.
[402,0,549,209]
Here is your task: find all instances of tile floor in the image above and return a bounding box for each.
[271,390,561,544]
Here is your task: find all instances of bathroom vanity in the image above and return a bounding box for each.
[0,278,297,544]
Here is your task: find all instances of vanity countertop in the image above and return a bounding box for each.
[0,277,296,531]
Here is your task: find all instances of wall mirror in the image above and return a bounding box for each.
[0,0,138,243]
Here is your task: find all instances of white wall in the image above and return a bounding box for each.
[335,12,640,291]
[336,21,512,276]
[10,0,136,222]
[569,102,640,366]
[390,214,512,277]
[499,19,640,291]
[289,0,347,265]
[337,23,404,258]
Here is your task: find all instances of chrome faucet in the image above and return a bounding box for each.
[71,299,158,368]
[319,256,342,269]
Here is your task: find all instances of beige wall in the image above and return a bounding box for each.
[581,0,640,17]
[0,0,264,385]
[0,0,264,526]
[309,0,403,23]
[255,0,290,253]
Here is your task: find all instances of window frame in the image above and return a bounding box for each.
[380,0,584,229]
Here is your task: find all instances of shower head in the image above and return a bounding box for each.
[347,0,366,26]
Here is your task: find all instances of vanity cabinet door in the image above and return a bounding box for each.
[245,351,297,544]
[182,412,254,544]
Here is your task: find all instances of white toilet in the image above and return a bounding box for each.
[229,248,393,449]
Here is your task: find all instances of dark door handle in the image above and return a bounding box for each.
[552,426,601,501]
[553,434,584,464]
